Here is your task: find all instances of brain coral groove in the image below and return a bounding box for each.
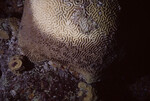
[18,0,120,83]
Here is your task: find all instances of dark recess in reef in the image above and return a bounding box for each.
[0,67,2,78]
[94,0,149,101]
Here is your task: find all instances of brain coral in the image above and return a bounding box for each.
[18,0,120,83]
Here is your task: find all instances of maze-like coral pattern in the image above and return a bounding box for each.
[18,0,120,83]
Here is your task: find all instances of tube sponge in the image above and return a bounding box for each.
[8,55,24,74]
[8,55,35,74]
[78,82,97,101]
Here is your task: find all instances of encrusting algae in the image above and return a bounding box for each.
[0,18,19,39]
[0,30,9,39]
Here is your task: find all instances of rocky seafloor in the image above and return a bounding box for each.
[0,0,96,101]
[0,16,82,101]
[0,0,150,101]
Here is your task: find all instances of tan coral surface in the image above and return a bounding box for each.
[18,0,120,83]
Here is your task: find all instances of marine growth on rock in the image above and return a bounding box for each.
[18,0,120,83]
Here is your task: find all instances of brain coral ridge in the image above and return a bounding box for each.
[18,0,120,83]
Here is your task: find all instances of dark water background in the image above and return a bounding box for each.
[96,0,149,101]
